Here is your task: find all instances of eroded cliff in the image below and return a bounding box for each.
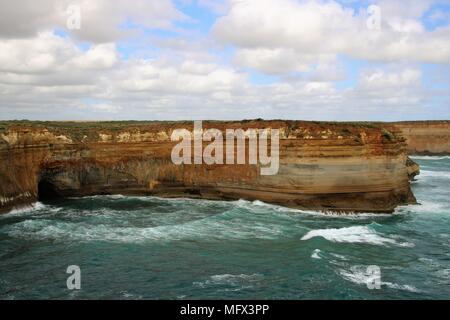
[0,120,417,214]
[393,121,450,155]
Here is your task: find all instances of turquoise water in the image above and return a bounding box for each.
[0,156,449,299]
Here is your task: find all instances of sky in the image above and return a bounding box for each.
[0,0,449,121]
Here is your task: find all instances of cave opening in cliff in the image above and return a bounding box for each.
[38,179,61,201]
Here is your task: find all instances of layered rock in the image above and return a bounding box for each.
[394,121,450,155]
[0,120,417,214]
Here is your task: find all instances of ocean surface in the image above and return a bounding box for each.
[0,156,449,299]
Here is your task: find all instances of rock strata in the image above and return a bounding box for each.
[0,120,418,214]
[394,121,450,155]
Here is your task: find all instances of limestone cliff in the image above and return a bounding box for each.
[394,121,450,155]
[0,120,417,214]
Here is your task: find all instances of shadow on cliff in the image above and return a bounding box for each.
[37,179,62,202]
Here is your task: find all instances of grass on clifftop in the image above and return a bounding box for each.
[0,119,401,143]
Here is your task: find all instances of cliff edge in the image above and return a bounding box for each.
[394,121,450,155]
[0,120,417,214]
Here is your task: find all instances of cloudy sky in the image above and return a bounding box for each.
[0,0,449,121]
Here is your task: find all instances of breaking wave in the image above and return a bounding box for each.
[7,220,274,242]
[311,249,322,259]
[419,170,450,179]
[339,266,419,293]
[2,155,449,299]
[301,226,414,247]
[193,273,263,291]
[411,156,450,160]
[4,202,47,216]
[5,204,300,243]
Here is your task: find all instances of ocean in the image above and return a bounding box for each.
[0,156,449,299]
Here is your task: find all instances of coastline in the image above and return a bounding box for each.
[1,120,444,214]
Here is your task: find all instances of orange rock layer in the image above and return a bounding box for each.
[0,120,419,214]
[394,121,450,155]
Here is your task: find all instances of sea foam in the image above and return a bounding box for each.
[419,170,450,179]
[301,226,413,247]
[3,202,47,216]
[339,266,419,293]
[193,273,263,291]
[410,156,450,160]
[311,249,322,259]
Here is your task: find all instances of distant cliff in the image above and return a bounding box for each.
[393,121,450,155]
[0,120,418,214]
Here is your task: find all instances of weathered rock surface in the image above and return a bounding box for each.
[394,121,450,155]
[0,120,418,214]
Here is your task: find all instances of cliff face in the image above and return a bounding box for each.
[0,121,417,214]
[394,121,450,155]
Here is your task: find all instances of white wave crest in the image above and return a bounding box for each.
[193,273,263,290]
[303,211,395,219]
[6,209,291,242]
[311,249,322,259]
[4,202,47,216]
[339,266,419,293]
[419,170,450,179]
[411,156,450,160]
[232,199,301,214]
[301,226,414,247]
[210,273,262,283]
[397,201,449,215]
[235,199,398,220]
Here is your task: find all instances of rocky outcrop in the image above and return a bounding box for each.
[394,121,450,155]
[0,120,417,214]
[406,157,420,180]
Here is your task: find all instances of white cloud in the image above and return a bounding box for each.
[350,68,424,109]
[0,0,187,43]
[359,68,421,90]
[0,32,75,74]
[213,0,450,74]
[114,59,246,95]
[235,48,319,74]
[0,32,117,87]
[376,0,433,20]
[71,44,119,70]
[0,31,428,121]
[79,103,123,113]
[0,0,448,121]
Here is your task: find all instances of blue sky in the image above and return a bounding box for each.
[0,0,449,120]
